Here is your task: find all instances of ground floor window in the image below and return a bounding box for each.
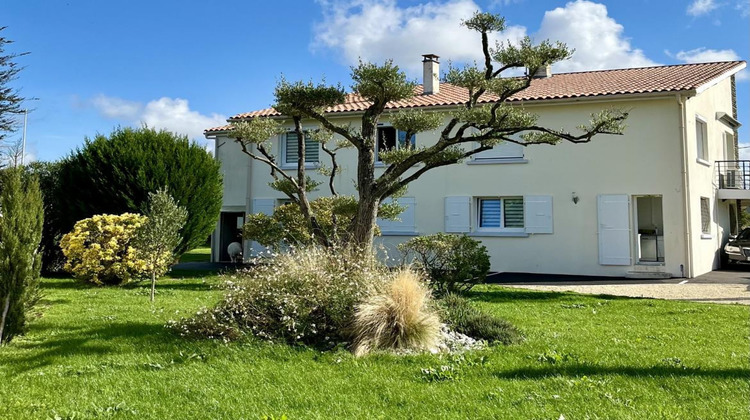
[700,197,711,235]
[477,197,524,230]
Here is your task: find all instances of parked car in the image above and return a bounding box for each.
[722,228,750,266]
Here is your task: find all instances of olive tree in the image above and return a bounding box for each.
[133,188,188,302]
[230,12,628,252]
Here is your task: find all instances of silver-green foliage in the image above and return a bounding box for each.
[0,168,43,344]
[133,188,188,302]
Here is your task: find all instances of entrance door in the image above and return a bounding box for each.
[598,194,632,265]
[634,196,665,263]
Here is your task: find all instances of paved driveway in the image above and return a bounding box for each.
[488,267,750,305]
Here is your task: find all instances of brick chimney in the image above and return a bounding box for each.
[422,54,440,94]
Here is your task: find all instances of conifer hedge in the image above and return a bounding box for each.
[54,127,222,257]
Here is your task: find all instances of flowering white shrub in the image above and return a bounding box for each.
[170,246,389,346]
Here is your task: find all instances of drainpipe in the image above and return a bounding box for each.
[678,94,693,278]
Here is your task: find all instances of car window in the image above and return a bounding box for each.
[738,229,750,240]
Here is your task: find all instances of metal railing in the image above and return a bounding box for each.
[716,160,750,189]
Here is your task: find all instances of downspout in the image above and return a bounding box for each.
[677,94,693,278]
[245,141,253,260]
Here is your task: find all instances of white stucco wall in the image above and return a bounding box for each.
[683,77,737,276]
[211,78,737,277]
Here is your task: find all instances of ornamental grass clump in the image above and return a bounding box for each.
[171,246,388,346]
[352,269,441,357]
[60,213,148,285]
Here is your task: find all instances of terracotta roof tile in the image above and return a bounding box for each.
[205,61,745,134]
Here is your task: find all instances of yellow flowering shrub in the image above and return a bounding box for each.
[60,213,149,285]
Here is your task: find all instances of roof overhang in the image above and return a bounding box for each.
[695,61,747,94]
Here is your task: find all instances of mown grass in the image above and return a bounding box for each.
[1,274,748,419]
[178,246,211,263]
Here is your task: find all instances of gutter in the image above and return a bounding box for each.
[677,94,693,278]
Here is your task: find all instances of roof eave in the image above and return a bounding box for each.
[695,61,747,94]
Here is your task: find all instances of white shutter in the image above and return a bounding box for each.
[445,196,471,233]
[524,195,553,234]
[250,199,276,256]
[597,194,631,265]
[378,197,416,233]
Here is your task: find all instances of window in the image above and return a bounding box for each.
[283,132,319,165]
[696,117,708,162]
[700,197,710,235]
[473,138,524,162]
[477,197,524,231]
[376,126,415,162]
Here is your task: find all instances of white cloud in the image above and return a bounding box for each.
[738,0,750,17]
[687,0,719,16]
[311,0,527,75]
[535,0,658,73]
[670,47,748,80]
[91,95,143,119]
[313,0,657,77]
[92,95,227,145]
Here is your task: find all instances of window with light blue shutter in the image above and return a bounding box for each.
[479,199,502,228]
[477,197,525,231]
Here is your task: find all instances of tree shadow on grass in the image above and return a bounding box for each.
[4,322,177,375]
[494,364,750,380]
[468,288,635,304]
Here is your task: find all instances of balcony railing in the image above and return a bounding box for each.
[716,160,750,189]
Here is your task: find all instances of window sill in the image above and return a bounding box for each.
[700,233,712,240]
[469,231,529,238]
[380,231,419,236]
[467,158,528,165]
[696,158,711,167]
[281,163,319,170]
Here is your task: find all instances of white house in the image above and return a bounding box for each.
[205,57,746,279]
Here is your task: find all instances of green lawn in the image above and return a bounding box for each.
[1,272,748,419]
[178,246,211,263]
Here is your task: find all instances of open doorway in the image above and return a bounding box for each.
[635,196,664,263]
[219,212,245,262]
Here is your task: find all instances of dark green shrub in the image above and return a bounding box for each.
[23,161,65,273]
[0,168,44,344]
[399,233,490,295]
[54,126,222,258]
[439,294,522,345]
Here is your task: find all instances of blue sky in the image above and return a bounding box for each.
[4,0,749,162]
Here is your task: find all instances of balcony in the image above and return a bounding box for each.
[716,160,750,200]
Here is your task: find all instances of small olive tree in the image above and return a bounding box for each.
[133,188,188,302]
[0,167,43,344]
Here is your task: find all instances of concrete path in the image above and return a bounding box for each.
[489,269,750,305]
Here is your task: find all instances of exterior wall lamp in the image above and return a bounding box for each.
[572,192,579,204]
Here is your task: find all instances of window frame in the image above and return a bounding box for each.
[700,196,711,238]
[469,135,527,164]
[695,115,709,164]
[475,196,525,233]
[375,125,416,164]
[281,130,320,168]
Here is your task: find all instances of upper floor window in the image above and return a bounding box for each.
[473,138,524,162]
[283,132,319,165]
[376,126,415,162]
[696,116,708,162]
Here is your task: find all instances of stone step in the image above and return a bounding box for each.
[625,271,673,279]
